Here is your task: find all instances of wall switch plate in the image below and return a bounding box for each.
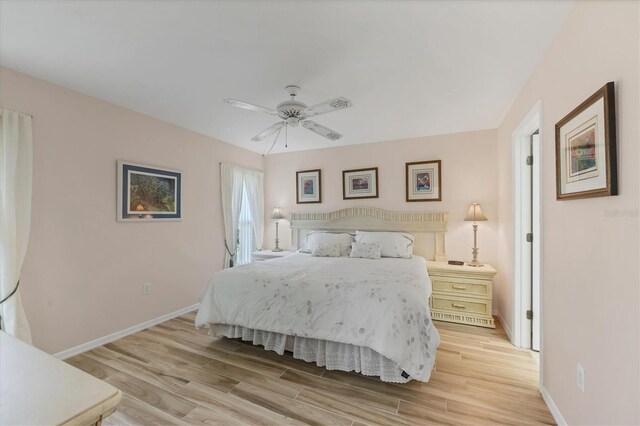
[577,363,585,392]
[143,283,151,295]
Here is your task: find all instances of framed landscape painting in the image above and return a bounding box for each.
[343,167,378,200]
[555,82,617,200]
[406,160,441,202]
[296,169,322,204]
[117,161,182,221]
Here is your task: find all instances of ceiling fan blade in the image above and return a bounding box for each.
[302,120,342,141]
[305,97,352,116]
[251,122,285,142]
[224,99,279,115]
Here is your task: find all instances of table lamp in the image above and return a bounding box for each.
[271,206,285,252]
[464,203,488,267]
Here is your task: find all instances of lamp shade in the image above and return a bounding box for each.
[464,203,488,222]
[271,206,285,220]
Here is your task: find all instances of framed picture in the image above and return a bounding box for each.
[406,160,441,202]
[555,82,617,200]
[296,169,322,204]
[342,167,378,200]
[117,161,182,221]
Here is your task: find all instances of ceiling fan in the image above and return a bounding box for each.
[224,85,352,144]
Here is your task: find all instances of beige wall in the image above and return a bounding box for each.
[264,129,500,278]
[0,67,263,354]
[496,1,639,424]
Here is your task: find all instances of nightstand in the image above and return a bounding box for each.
[427,261,497,328]
[251,250,293,262]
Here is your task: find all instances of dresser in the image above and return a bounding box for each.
[251,250,293,262]
[426,261,497,328]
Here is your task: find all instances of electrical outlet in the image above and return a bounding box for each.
[577,363,585,392]
[143,283,151,295]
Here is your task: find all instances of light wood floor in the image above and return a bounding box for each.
[66,313,555,425]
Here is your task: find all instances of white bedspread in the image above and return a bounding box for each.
[195,253,440,381]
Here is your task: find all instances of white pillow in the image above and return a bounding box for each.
[349,242,382,259]
[311,243,343,257]
[302,232,354,256]
[355,231,415,258]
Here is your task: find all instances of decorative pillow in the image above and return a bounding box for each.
[302,231,355,256]
[355,231,415,258]
[311,243,343,257]
[349,242,382,259]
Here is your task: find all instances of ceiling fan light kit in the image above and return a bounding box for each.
[224,85,352,149]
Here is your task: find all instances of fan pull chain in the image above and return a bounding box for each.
[285,124,288,148]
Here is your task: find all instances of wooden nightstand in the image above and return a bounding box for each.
[427,261,497,328]
[251,250,293,262]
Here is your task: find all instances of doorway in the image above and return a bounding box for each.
[512,102,542,352]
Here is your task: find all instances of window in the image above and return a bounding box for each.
[236,183,254,265]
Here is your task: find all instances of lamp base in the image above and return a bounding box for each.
[468,225,483,267]
[273,220,283,252]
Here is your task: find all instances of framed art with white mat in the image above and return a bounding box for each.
[296,169,322,203]
[555,82,617,200]
[406,160,441,202]
[342,167,378,200]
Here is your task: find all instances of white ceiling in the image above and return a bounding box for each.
[0,0,574,154]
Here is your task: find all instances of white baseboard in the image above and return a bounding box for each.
[492,309,513,341]
[541,385,567,426]
[54,303,199,360]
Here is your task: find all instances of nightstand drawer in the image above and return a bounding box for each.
[431,278,489,297]
[431,295,491,316]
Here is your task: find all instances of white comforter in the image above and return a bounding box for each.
[196,253,440,381]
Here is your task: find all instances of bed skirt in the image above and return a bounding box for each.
[210,324,411,383]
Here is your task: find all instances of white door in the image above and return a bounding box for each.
[519,132,541,351]
[512,103,541,352]
[531,133,540,351]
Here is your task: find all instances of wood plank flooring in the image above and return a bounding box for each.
[66,313,554,425]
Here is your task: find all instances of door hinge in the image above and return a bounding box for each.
[526,233,533,243]
[526,310,533,320]
[526,155,533,166]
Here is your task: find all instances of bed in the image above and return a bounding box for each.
[196,207,448,383]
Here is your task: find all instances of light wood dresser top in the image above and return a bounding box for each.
[0,331,121,425]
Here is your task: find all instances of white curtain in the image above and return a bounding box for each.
[243,169,264,252]
[221,163,244,268]
[220,163,264,268]
[0,109,33,343]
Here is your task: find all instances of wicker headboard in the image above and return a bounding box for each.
[289,207,448,261]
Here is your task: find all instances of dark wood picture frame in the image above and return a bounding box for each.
[342,167,379,200]
[555,82,617,200]
[405,160,442,202]
[296,169,322,204]
[117,160,182,222]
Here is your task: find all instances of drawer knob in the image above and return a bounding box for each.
[452,285,467,290]
[451,303,466,309]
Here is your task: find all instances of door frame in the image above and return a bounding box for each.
[511,101,543,356]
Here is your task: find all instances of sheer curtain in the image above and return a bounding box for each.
[0,109,33,343]
[243,169,264,253]
[220,163,244,268]
[236,185,253,266]
[220,163,264,268]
